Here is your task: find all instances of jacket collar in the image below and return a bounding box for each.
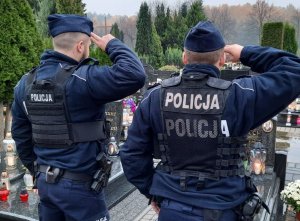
[182,64,221,78]
[40,50,79,65]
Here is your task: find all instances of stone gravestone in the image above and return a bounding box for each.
[248,120,279,221]
[220,70,279,220]
[105,101,123,144]
[248,120,276,167]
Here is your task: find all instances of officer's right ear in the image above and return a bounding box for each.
[182,51,188,65]
[77,40,84,53]
[218,51,226,68]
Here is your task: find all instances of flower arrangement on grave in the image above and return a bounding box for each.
[280,180,300,213]
[123,97,137,112]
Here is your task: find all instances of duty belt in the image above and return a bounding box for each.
[38,165,92,183]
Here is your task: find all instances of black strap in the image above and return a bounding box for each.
[38,165,92,182]
[71,121,106,142]
[171,170,218,180]
[217,147,243,155]
[214,167,245,178]
[32,120,107,145]
[218,137,248,144]
[216,159,243,167]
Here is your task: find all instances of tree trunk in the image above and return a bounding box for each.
[0,102,4,151]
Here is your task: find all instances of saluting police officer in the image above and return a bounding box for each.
[120,21,300,221]
[12,14,145,221]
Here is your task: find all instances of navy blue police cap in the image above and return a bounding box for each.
[184,21,225,52]
[48,14,93,37]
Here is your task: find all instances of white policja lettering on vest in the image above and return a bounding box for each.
[30,93,53,102]
[221,120,230,137]
[165,119,218,138]
[165,92,219,110]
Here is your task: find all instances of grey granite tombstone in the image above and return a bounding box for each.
[105,101,123,144]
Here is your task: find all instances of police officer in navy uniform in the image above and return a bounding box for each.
[12,14,145,221]
[120,21,300,221]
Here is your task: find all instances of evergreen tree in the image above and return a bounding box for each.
[110,23,124,42]
[135,2,152,56]
[154,3,167,38]
[149,24,164,68]
[283,23,298,54]
[55,0,85,15]
[165,47,183,67]
[163,10,188,50]
[180,2,188,18]
[186,0,206,28]
[0,0,43,103]
[166,7,171,21]
[89,46,112,66]
[26,0,41,14]
[120,31,124,43]
[155,3,169,52]
[36,0,55,38]
[159,7,172,52]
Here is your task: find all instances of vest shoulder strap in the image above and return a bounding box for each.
[76,57,99,69]
[206,77,231,90]
[161,76,182,88]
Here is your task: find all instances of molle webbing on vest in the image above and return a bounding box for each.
[25,64,107,148]
[31,121,107,147]
[155,75,247,190]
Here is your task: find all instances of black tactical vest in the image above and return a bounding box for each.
[24,63,107,148]
[155,73,247,186]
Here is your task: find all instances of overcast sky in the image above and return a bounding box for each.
[82,0,300,16]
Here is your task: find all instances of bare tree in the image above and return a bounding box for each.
[209,6,219,23]
[292,8,300,46]
[248,0,275,42]
[118,16,137,49]
[208,5,236,43]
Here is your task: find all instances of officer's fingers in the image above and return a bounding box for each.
[90,32,98,40]
[224,44,243,62]
[91,32,100,39]
[224,44,236,54]
[102,34,115,43]
[97,34,116,51]
[90,32,101,43]
[90,34,106,51]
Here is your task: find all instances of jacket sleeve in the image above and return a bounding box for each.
[120,91,156,199]
[82,39,146,103]
[11,77,36,174]
[240,46,300,128]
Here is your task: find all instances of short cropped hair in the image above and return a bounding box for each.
[53,32,90,51]
[184,48,224,65]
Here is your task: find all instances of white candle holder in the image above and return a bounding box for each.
[23,169,34,190]
[250,142,266,176]
[1,171,11,191]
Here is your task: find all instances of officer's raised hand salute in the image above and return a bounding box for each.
[91,33,115,51]
[224,44,244,62]
[120,21,300,221]
[12,14,145,221]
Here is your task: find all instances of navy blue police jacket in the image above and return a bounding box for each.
[12,39,146,176]
[120,46,300,210]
